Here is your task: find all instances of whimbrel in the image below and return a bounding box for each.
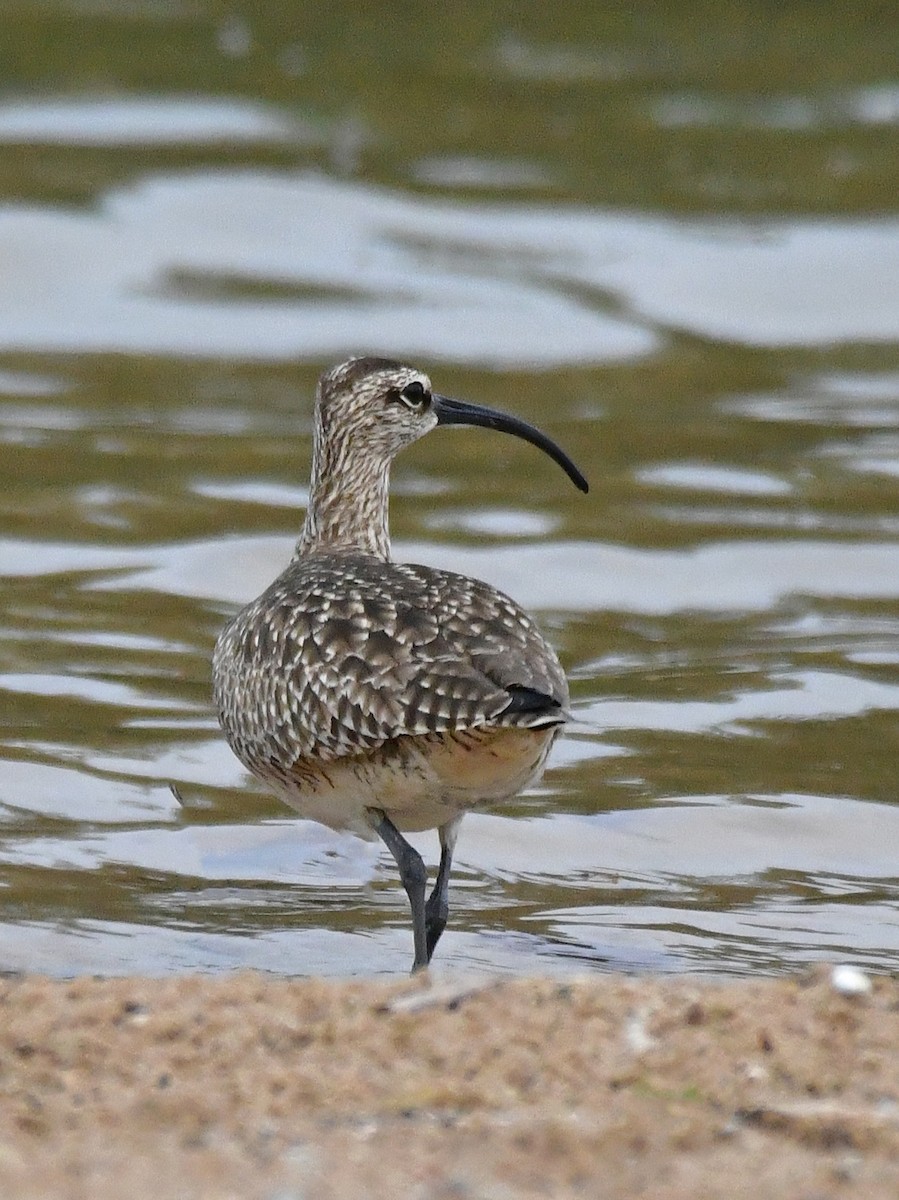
[213,358,588,971]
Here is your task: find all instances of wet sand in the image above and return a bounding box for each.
[0,966,896,1199]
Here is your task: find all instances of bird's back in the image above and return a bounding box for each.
[213,551,568,800]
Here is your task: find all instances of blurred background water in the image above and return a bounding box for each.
[0,1,897,977]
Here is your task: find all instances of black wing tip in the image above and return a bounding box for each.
[501,686,564,719]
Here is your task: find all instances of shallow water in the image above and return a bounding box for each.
[0,3,897,978]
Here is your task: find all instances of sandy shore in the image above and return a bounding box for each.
[0,965,895,1199]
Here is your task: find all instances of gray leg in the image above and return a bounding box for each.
[368,809,429,972]
[425,816,462,962]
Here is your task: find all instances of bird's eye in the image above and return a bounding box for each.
[398,380,429,408]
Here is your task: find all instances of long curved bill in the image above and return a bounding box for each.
[432,394,589,494]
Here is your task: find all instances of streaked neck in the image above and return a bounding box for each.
[295,433,392,560]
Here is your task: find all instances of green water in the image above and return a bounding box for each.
[0,2,896,976]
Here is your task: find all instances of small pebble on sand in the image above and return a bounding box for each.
[830,964,872,996]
